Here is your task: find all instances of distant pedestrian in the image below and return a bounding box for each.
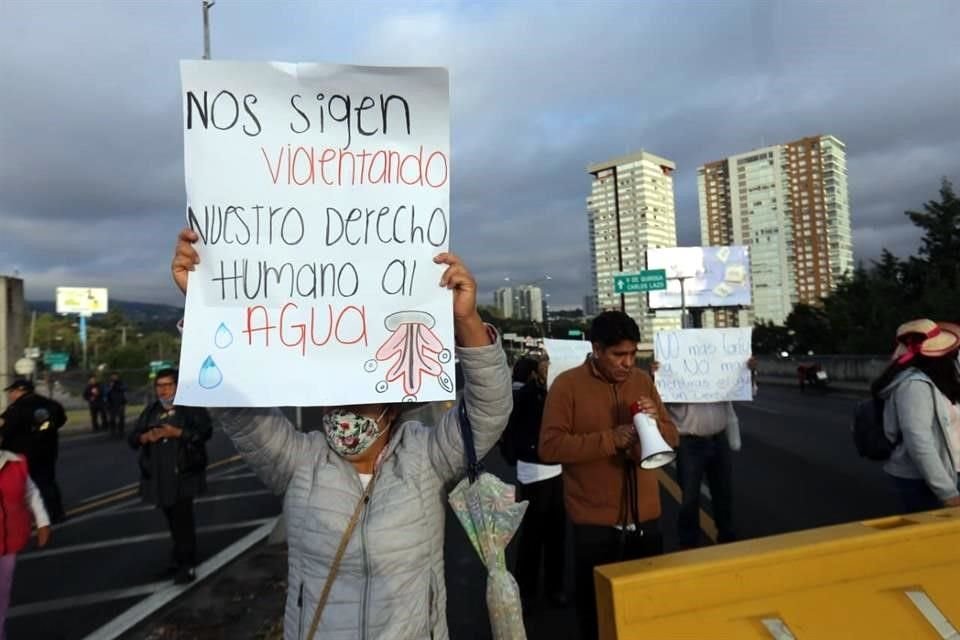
[654,358,757,549]
[0,449,51,639]
[0,380,67,523]
[129,369,212,584]
[106,373,128,438]
[872,319,960,513]
[83,376,108,432]
[539,311,679,640]
[502,355,567,612]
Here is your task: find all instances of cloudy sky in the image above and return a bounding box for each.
[1,0,957,308]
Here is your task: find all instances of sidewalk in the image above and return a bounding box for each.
[61,405,144,438]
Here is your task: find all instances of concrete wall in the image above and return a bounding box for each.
[757,353,890,384]
[0,276,26,411]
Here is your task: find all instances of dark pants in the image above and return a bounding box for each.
[162,497,197,567]
[88,404,108,431]
[30,461,65,523]
[108,405,126,436]
[573,522,663,640]
[677,433,735,548]
[892,474,960,514]
[515,474,566,604]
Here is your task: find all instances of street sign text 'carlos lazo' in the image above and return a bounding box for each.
[613,269,667,294]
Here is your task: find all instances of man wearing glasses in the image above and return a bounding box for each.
[128,369,212,584]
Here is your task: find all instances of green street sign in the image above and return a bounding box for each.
[43,352,70,367]
[613,269,668,294]
[567,329,582,337]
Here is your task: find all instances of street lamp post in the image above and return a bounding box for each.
[202,0,215,60]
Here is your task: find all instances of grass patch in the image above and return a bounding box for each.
[64,405,145,429]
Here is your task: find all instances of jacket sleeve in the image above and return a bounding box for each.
[183,408,213,444]
[427,339,512,483]
[539,375,617,463]
[895,380,959,502]
[211,408,311,495]
[25,476,50,528]
[128,406,152,450]
[50,400,67,431]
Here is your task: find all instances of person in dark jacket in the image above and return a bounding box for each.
[503,355,567,611]
[0,379,67,523]
[106,373,128,438]
[128,369,212,584]
[83,376,108,432]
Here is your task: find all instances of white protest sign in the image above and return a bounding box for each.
[177,61,452,407]
[653,328,753,402]
[543,338,593,390]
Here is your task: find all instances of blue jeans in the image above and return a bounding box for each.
[892,474,960,514]
[677,433,735,547]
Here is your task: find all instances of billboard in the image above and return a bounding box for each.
[646,246,751,309]
[55,287,108,315]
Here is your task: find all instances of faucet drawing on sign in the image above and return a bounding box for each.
[364,311,453,401]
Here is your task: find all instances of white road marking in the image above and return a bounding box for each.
[81,518,279,640]
[84,489,273,517]
[7,581,168,619]
[21,518,273,561]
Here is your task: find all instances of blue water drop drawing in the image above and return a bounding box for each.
[214,322,233,349]
[199,356,223,389]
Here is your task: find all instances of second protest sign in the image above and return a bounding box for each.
[654,328,753,403]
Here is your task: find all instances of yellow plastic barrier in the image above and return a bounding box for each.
[595,508,960,639]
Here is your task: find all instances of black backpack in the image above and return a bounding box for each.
[852,396,901,460]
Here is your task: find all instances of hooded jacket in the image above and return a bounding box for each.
[211,338,511,640]
[880,368,959,502]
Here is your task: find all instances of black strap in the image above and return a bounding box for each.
[458,400,482,484]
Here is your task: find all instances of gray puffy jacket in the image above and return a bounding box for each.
[212,340,511,640]
[880,368,959,501]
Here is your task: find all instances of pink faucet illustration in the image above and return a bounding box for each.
[364,311,454,401]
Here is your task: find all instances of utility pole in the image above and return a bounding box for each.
[202,1,215,60]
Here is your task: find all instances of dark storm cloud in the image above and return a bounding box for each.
[1,0,957,308]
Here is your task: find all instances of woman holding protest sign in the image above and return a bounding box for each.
[171,228,512,640]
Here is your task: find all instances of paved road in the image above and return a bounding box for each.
[9,429,281,640]
[15,385,905,639]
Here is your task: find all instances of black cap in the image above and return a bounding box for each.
[3,379,34,393]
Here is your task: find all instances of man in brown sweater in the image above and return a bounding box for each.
[540,311,679,640]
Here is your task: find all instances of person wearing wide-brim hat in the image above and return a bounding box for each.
[871,319,960,513]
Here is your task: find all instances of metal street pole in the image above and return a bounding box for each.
[202,0,215,60]
[79,314,88,371]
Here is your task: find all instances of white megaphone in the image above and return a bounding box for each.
[630,402,676,469]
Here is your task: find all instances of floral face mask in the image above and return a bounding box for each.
[322,407,389,457]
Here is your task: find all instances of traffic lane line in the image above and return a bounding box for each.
[81,518,279,640]
[7,581,168,620]
[63,454,243,518]
[40,489,279,550]
[21,518,274,561]
[656,468,718,544]
[76,489,273,518]
[50,472,268,541]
